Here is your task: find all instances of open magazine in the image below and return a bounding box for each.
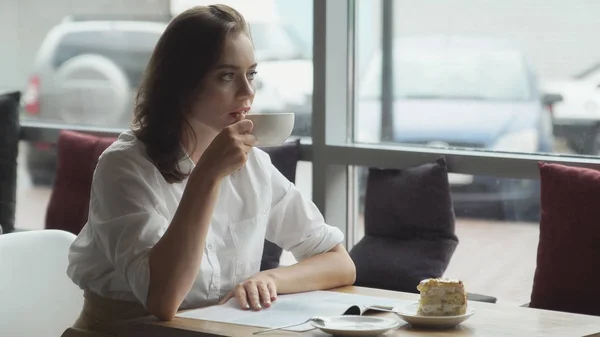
[176,290,413,332]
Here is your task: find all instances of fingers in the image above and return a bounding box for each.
[231,279,277,311]
[244,281,262,311]
[236,280,270,311]
[267,282,277,302]
[240,145,253,157]
[233,285,250,310]
[239,133,257,147]
[235,112,246,122]
[232,119,253,134]
[257,281,272,308]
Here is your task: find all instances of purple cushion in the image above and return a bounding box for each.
[45,130,116,234]
[530,162,600,316]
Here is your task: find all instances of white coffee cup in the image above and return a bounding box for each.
[245,113,295,147]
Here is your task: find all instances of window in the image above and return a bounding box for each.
[250,24,309,60]
[18,0,313,136]
[354,0,600,159]
[8,0,313,231]
[310,0,600,306]
[348,0,600,234]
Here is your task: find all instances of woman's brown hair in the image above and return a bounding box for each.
[132,4,251,183]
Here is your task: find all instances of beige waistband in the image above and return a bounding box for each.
[71,290,150,336]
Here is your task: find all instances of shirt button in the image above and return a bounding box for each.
[207,243,213,251]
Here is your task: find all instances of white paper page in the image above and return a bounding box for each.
[176,290,413,332]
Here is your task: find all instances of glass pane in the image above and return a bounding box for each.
[5,0,312,185]
[353,165,538,305]
[354,0,600,158]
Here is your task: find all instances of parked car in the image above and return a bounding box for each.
[22,18,164,185]
[22,14,311,185]
[355,35,559,222]
[543,62,600,154]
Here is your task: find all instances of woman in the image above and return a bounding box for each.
[66,4,356,333]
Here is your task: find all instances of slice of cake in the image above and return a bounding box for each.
[416,278,467,316]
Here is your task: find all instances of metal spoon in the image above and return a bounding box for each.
[252,316,328,335]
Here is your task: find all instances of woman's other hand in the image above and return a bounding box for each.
[219,272,277,311]
[197,116,256,179]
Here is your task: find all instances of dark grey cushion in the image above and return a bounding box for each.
[350,157,459,293]
[0,91,20,234]
[363,157,457,240]
[351,236,459,293]
[259,139,301,271]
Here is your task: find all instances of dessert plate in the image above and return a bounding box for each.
[393,303,475,329]
[310,315,401,336]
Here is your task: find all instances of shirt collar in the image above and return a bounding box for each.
[178,145,195,176]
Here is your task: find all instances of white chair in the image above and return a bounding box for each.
[0,229,84,337]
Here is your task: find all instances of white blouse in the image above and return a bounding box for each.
[67,131,344,310]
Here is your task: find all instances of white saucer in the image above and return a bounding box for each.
[393,303,475,329]
[310,315,400,336]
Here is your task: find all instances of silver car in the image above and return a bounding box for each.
[22,18,164,184]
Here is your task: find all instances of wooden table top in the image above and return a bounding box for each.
[121,286,600,337]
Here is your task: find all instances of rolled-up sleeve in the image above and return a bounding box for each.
[86,152,169,308]
[263,156,344,262]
